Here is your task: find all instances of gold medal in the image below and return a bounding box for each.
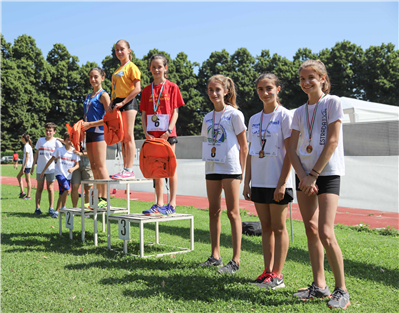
[259,150,265,158]
[211,147,216,157]
[151,115,158,122]
[306,145,313,153]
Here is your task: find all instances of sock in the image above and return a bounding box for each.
[101,197,108,202]
[126,167,133,172]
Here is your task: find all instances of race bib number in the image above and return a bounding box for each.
[249,133,279,157]
[118,219,130,240]
[202,142,227,163]
[147,114,169,132]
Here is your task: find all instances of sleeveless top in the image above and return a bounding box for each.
[83,90,106,133]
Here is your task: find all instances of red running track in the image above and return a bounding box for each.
[2,176,397,230]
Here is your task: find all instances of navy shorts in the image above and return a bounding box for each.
[251,187,294,205]
[24,168,31,174]
[113,97,138,112]
[206,173,242,181]
[86,132,104,143]
[295,174,340,196]
[56,174,71,195]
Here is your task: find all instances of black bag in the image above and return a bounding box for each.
[242,221,262,236]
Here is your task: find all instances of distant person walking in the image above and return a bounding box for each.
[13,151,19,169]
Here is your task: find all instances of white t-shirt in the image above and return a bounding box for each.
[201,105,247,175]
[52,146,80,180]
[35,137,63,174]
[248,106,293,188]
[292,94,345,176]
[23,143,33,168]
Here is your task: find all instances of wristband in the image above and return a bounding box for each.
[308,173,317,179]
[167,128,173,134]
[312,168,320,175]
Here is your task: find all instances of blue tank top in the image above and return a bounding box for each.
[83,90,106,133]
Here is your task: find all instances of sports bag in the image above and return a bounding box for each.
[139,138,177,179]
[66,120,84,152]
[103,110,124,146]
[242,221,262,236]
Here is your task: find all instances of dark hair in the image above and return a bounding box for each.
[207,74,238,109]
[149,54,168,79]
[89,67,105,77]
[255,72,282,105]
[63,132,70,141]
[21,133,33,147]
[44,122,57,131]
[299,59,331,94]
[115,39,132,61]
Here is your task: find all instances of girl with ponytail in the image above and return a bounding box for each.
[17,133,34,199]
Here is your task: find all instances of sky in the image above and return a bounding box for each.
[1,1,398,70]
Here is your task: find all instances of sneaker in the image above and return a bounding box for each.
[251,269,273,284]
[19,192,26,198]
[328,287,350,309]
[258,273,285,290]
[48,208,55,215]
[98,199,108,209]
[199,256,223,267]
[142,204,161,215]
[84,203,90,208]
[293,282,331,300]
[23,196,31,200]
[158,204,176,216]
[112,170,135,180]
[51,211,59,218]
[34,208,42,215]
[217,260,239,274]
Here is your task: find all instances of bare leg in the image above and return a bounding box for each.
[269,203,289,276]
[254,203,274,271]
[87,141,109,198]
[121,110,137,169]
[47,180,55,208]
[71,183,80,208]
[36,179,45,208]
[17,169,24,194]
[25,173,31,197]
[168,143,178,207]
[206,180,223,260]
[155,178,164,207]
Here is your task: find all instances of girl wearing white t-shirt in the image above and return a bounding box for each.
[243,73,293,290]
[287,60,350,309]
[17,133,34,200]
[199,75,248,274]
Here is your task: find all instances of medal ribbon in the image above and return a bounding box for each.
[112,60,130,93]
[85,88,103,121]
[306,93,325,142]
[212,105,227,145]
[259,105,279,149]
[151,80,166,115]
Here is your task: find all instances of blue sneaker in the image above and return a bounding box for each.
[51,211,59,218]
[158,204,176,216]
[142,204,160,215]
[34,208,42,215]
[48,208,55,215]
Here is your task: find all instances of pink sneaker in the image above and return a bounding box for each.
[112,170,135,180]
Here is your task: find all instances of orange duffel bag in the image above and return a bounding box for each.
[139,138,177,179]
[103,110,124,146]
[66,120,84,152]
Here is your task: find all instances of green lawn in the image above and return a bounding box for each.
[1,169,398,312]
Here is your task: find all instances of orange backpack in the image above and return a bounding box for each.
[139,138,177,179]
[103,110,124,145]
[66,120,84,151]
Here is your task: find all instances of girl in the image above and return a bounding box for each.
[17,134,33,200]
[140,54,185,216]
[108,39,141,180]
[243,73,293,289]
[199,74,248,274]
[287,60,350,309]
[83,67,111,208]
[13,150,19,169]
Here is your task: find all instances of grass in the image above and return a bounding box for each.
[1,167,399,312]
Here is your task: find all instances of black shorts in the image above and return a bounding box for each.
[86,132,104,143]
[167,136,178,145]
[206,173,242,181]
[251,187,293,205]
[295,174,340,196]
[113,97,139,112]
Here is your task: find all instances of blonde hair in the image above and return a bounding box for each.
[207,74,238,109]
[115,39,132,61]
[299,59,331,94]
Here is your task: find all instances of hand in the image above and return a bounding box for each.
[73,149,82,156]
[145,132,155,140]
[274,183,286,202]
[68,168,74,173]
[160,131,170,140]
[82,122,91,130]
[243,184,251,200]
[106,104,114,113]
[40,173,44,179]
[31,166,35,174]
[113,102,124,111]
[298,175,319,196]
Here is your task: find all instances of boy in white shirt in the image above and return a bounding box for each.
[40,132,80,218]
[32,122,63,215]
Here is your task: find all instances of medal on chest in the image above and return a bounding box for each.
[305,93,325,154]
[259,105,279,158]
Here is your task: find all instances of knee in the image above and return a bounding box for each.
[226,209,240,222]
[209,209,221,220]
[260,220,272,234]
[271,223,286,236]
[304,220,319,239]
[124,133,133,143]
[319,228,336,247]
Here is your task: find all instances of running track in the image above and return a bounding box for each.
[2,176,397,230]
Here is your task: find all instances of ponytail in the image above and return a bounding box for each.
[22,133,33,148]
[208,75,238,109]
[299,59,331,94]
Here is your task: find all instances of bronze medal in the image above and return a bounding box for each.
[306,145,313,153]
[151,115,158,122]
[211,147,216,157]
[259,150,265,158]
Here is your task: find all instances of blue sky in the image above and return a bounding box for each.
[1,1,398,69]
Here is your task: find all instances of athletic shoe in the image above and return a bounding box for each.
[258,273,285,290]
[84,203,90,208]
[251,269,273,284]
[34,208,42,215]
[217,260,239,274]
[293,282,331,300]
[51,211,59,218]
[158,204,176,216]
[199,256,223,267]
[23,196,31,200]
[112,170,135,180]
[142,204,161,215]
[328,287,350,309]
[48,208,55,215]
[98,199,108,209]
[19,192,26,198]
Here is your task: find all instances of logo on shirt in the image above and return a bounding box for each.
[319,109,327,145]
[206,124,227,143]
